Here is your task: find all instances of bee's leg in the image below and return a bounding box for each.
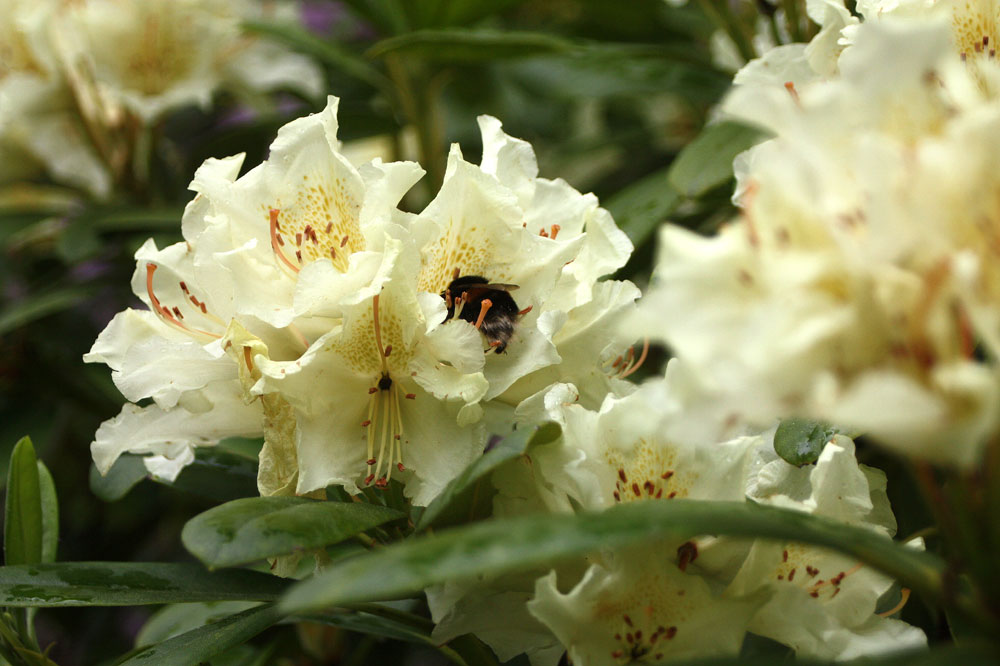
[517,305,533,317]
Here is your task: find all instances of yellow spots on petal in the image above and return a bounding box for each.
[326,291,416,377]
[606,439,692,504]
[265,173,363,274]
[595,570,695,664]
[417,221,514,293]
[949,0,999,61]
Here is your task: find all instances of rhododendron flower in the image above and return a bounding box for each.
[637,21,1000,465]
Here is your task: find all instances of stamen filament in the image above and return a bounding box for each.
[474,299,493,330]
[269,209,301,274]
[620,338,650,379]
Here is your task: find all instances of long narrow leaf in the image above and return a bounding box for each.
[116,603,285,666]
[280,500,945,615]
[0,563,288,606]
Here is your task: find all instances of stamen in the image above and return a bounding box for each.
[269,209,300,274]
[549,224,560,239]
[518,305,533,316]
[877,588,911,617]
[474,299,493,330]
[784,81,800,103]
[620,338,650,379]
[405,393,416,400]
[144,264,220,338]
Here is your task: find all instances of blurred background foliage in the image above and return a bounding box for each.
[0,1,946,664]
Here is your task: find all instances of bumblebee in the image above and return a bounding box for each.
[442,275,526,353]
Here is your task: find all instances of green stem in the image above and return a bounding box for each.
[341,602,433,631]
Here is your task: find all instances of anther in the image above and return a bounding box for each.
[518,305,533,316]
[632,482,641,496]
[405,393,416,400]
[295,250,302,263]
[550,224,560,239]
[172,307,182,318]
[782,550,788,562]
[474,299,493,330]
[341,235,349,247]
[375,477,388,489]
[661,471,673,480]
[179,281,188,293]
[369,387,378,394]
[397,462,405,472]
[367,458,377,465]
[784,81,800,103]
[361,420,372,427]
[618,469,628,483]
[364,473,375,485]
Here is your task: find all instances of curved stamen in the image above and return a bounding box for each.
[269,208,301,274]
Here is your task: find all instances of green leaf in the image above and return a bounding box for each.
[684,644,1000,665]
[136,601,261,647]
[773,418,838,467]
[604,166,682,248]
[4,437,43,567]
[280,500,945,615]
[36,461,57,564]
[89,454,148,502]
[182,497,404,569]
[154,447,259,502]
[0,288,89,338]
[117,603,285,666]
[667,121,765,198]
[367,28,576,61]
[416,423,560,531]
[0,563,288,606]
[407,0,528,28]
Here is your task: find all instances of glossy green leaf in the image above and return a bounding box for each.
[281,500,945,615]
[407,0,528,28]
[773,418,838,467]
[368,29,577,61]
[89,454,148,502]
[117,603,285,666]
[4,437,43,567]
[182,497,404,569]
[36,461,57,564]
[416,423,560,531]
[136,601,261,647]
[0,289,89,338]
[667,121,765,198]
[604,166,682,248]
[0,563,288,606]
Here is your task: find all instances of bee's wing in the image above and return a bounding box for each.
[483,283,519,292]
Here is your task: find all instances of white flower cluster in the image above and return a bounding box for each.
[0,0,321,197]
[85,96,637,506]
[636,7,1000,467]
[428,372,925,663]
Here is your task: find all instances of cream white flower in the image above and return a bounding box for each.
[427,374,765,666]
[88,96,634,506]
[0,0,111,196]
[726,435,927,659]
[641,21,1000,465]
[52,0,323,123]
[0,0,322,195]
